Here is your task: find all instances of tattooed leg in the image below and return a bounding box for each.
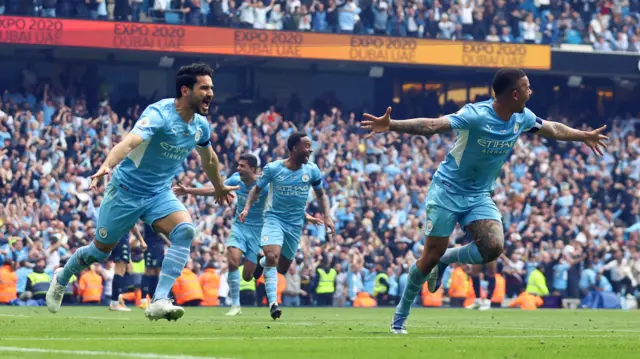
[465,220,505,263]
[439,220,504,266]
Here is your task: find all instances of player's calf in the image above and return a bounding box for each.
[262,245,282,318]
[153,222,195,302]
[47,241,112,313]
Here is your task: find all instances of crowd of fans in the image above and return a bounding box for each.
[1,0,640,51]
[0,66,639,308]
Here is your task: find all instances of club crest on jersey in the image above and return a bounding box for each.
[98,227,108,239]
[514,123,520,133]
[302,174,310,182]
[262,235,269,244]
[137,117,151,128]
[195,129,202,142]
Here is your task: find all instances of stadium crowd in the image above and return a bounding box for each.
[0,69,639,310]
[1,0,640,51]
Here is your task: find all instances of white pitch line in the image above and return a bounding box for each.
[3,313,640,334]
[0,346,229,359]
[0,334,632,342]
[0,313,129,321]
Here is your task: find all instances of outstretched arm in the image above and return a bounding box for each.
[388,117,452,136]
[361,107,453,137]
[536,121,608,156]
[174,184,217,197]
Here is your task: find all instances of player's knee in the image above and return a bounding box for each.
[169,222,196,246]
[227,257,240,272]
[423,239,448,259]
[264,251,279,267]
[241,272,253,282]
[484,241,504,263]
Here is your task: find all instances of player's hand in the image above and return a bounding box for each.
[306,214,324,226]
[139,240,148,251]
[214,185,239,205]
[90,165,110,192]
[325,218,336,238]
[582,125,609,157]
[239,209,249,223]
[173,183,189,196]
[361,106,392,139]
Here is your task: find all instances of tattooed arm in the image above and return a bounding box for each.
[389,117,453,137]
[361,107,453,138]
[536,120,608,156]
[537,121,589,141]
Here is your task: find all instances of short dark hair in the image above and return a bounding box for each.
[492,68,526,97]
[239,154,258,168]
[287,131,309,151]
[175,63,214,98]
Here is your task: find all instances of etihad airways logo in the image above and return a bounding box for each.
[477,138,516,155]
[160,142,191,160]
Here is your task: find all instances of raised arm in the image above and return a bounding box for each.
[361,107,452,137]
[533,118,608,156]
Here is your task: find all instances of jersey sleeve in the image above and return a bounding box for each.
[224,173,241,187]
[311,165,323,190]
[197,117,212,148]
[522,108,544,133]
[256,163,274,189]
[131,106,165,142]
[446,104,479,130]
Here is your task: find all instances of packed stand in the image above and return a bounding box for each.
[0,72,640,309]
[2,0,640,51]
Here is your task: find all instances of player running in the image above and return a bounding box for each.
[176,153,324,316]
[139,224,170,310]
[361,68,608,334]
[46,63,238,322]
[174,153,267,316]
[240,132,335,320]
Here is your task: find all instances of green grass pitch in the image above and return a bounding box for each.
[0,306,638,359]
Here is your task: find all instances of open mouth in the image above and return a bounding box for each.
[202,98,211,108]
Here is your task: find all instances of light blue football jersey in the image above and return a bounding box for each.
[225,172,268,227]
[433,99,542,195]
[112,98,211,196]
[256,160,323,226]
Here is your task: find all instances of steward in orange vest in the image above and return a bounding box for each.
[448,265,468,307]
[79,264,104,304]
[199,265,220,307]
[0,259,18,304]
[173,261,204,306]
[422,280,443,307]
[509,290,544,310]
[490,273,506,307]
